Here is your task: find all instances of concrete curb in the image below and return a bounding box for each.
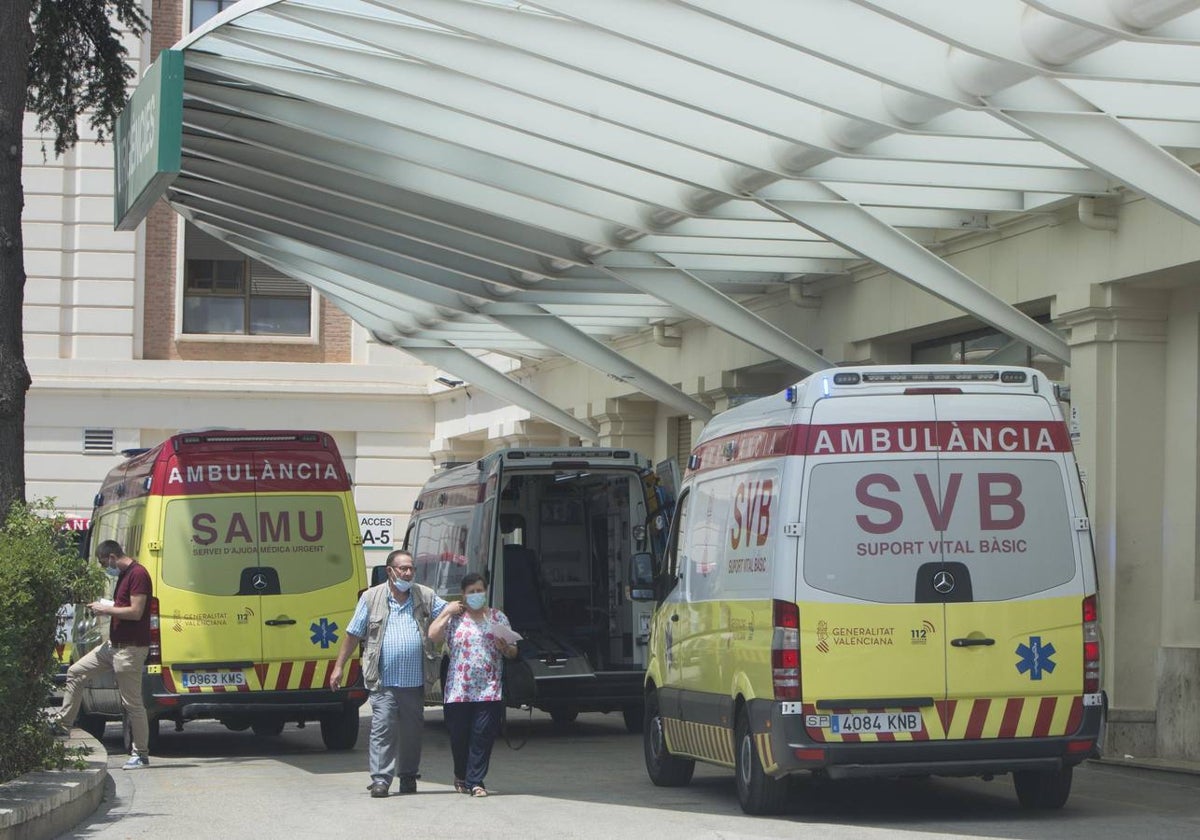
[1091,755,1200,777]
[0,731,108,840]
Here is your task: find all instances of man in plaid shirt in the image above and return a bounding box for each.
[330,550,447,797]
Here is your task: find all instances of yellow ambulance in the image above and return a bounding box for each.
[639,366,1104,814]
[70,430,369,750]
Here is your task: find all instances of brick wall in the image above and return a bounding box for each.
[140,0,353,364]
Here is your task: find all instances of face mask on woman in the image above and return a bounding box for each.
[464,591,487,611]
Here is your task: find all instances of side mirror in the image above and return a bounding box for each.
[370,565,389,587]
[629,552,657,601]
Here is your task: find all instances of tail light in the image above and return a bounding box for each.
[147,596,161,665]
[771,599,800,700]
[1082,595,1100,694]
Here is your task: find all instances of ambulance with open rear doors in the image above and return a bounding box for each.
[640,366,1104,814]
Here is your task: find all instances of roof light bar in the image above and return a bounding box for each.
[860,371,1003,384]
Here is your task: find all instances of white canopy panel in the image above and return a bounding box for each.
[164,0,1200,439]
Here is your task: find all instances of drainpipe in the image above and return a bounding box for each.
[1078,197,1119,231]
[652,322,682,347]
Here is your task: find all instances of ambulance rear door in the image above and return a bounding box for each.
[253,446,361,695]
[799,394,948,743]
[933,393,1086,740]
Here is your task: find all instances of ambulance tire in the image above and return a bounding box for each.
[122,713,160,754]
[78,713,106,741]
[643,691,694,787]
[252,719,285,736]
[549,707,578,725]
[622,702,644,734]
[735,712,788,815]
[1013,766,1073,810]
[320,706,360,751]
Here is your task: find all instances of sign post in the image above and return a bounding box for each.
[358,514,395,552]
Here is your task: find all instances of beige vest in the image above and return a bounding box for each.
[359,582,437,692]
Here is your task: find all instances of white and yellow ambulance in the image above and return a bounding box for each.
[639,366,1104,814]
[71,430,369,750]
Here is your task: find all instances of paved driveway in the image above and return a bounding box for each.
[58,707,1200,840]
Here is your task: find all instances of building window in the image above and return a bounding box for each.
[911,315,1065,382]
[191,0,239,31]
[183,257,312,336]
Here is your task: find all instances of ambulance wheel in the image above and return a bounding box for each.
[735,712,787,815]
[549,707,578,725]
[252,719,285,736]
[320,706,360,751]
[1013,766,1073,809]
[78,714,106,740]
[122,714,160,754]
[622,702,644,734]
[643,691,694,787]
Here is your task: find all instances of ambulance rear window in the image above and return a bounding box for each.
[163,496,354,595]
[804,458,1078,602]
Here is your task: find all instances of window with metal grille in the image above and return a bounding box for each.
[83,429,114,454]
[182,257,312,336]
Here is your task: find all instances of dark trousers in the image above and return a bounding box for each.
[443,700,503,788]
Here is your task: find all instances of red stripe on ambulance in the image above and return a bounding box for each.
[689,421,1071,474]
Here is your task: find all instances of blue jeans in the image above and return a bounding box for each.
[443,701,503,788]
[368,686,424,786]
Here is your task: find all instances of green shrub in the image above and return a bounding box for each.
[0,500,104,783]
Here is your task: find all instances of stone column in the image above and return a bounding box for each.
[591,399,656,455]
[428,438,486,468]
[1056,285,1168,757]
[489,419,568,450]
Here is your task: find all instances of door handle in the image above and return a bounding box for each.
[265,618,297,626]
[951,637,995,647]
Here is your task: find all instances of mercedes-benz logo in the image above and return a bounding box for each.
[252,573,268,591]
[932,570,956,594]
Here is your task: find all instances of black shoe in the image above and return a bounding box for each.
[368,782,389,798]
[398,774,419,794]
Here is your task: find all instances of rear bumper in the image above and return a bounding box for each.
[752,696,1105,779]
[144,674,366,722]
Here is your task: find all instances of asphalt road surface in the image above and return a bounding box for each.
[58,707,1200,840]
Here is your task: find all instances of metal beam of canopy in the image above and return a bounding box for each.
[597,254,833,374]
[480,303,712,421]
[393,341,600,443]
[760,189,1071,365]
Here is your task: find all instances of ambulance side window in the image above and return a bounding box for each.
[660,490,690,599]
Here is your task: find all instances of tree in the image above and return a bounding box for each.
[0,0,146,516]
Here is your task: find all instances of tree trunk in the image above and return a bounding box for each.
[0,1,35,515]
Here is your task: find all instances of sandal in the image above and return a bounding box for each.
[454,779,470,794]
[471,786,488,797]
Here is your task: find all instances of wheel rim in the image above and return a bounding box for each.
[651,714,667,762]
[738,732,753,786]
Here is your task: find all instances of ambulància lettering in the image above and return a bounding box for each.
[166,461,339,485]
[811,423,1059,455]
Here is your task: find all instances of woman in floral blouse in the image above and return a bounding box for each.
[428,572,520,797]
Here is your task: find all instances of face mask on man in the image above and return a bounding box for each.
[465,591,487,611]
[101,556,119,578]
[388,565,414,592]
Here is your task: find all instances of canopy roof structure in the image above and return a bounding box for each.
[164,0,1200,440]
